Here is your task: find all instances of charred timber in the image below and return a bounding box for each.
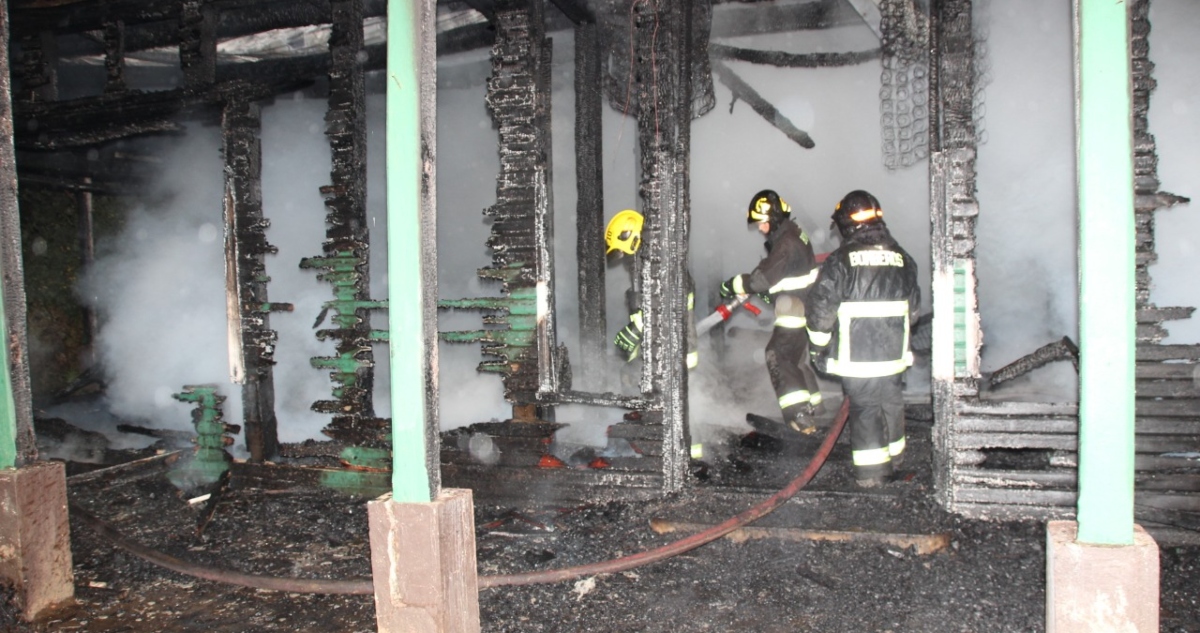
[180,0,218,88]
[222,98,280,461]
[634,0,692,492]
[574,22,606,386]
[12,81,289,150]
[712,59,814,149]
[709,43,881,68]
[305,0,380,443]
[9,0,388,37]
[987,337,1079,390]
[709,0,862,38]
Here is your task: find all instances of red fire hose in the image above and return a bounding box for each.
[71,398,849,594]
[479,397,848,588]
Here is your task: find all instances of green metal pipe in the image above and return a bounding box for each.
[1074,0,1136,545]
[386,0,432,503]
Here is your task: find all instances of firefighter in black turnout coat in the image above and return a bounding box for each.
[806,190,920,488]
[720,190,823,433]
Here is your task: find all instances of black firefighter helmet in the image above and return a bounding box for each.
[746,189,791,229]
[832,189,884,238]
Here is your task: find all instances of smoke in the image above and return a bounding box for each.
[71,0,1200,450]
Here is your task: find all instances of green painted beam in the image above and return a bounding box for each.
[386,0,432,503]
[1075,0,1136,545]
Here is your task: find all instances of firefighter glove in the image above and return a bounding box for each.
[614,313,644,362]
[719,276,742,301]
[809,344,829,372]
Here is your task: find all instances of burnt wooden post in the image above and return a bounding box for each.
[75,177,97,365]
[575,21,606,388]
[312,0,381,442]
[928,0,982,511]
[102,19,126,94]
[465,0,561,416]
[222,96,281,462]
[179,0,216,88]
[634,0,692,492]
[17,31,57,102]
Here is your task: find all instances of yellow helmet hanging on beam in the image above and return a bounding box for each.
[605,209,644,255]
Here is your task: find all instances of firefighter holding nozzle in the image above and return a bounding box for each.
[606,210,699,370]
[806,190,920,488]
[719,189,824,434]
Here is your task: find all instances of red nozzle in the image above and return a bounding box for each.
[743,302,762,316]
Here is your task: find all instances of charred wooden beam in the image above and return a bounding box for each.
[650,519,954,555]
[103,19,127,93]
[547,0,593,25]
[222,96,280,462]
[12,80,287,150]
[710,0,861,39]
[712,59,815,149]
[928,0,982,513]
[17,31,58,102]
[444,0,560,407]
[307,0,385,444]
[460,0,498,23]
[634,0,692,492]
[10,0,388,38]
[574,22,606,387]
[709,42,880,67]
[179,0,218,88]
[987,337,1079,390]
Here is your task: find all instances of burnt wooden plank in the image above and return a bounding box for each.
[956,401,1078,417]
[956,417,1077,434]
[1136,363,1199,380]
[1136,381,1200,398]
[958,433,1200,453]
[954,468,1075,489]
[65,451,182,486]
[953,486,1077,507]
[1136,399,1200,418]
[1137,344,1200,361]
[1137,307,1195,323]
[1136,473,1200,492]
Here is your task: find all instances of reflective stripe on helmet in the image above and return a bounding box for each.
[853,446,892,467]
[778,390,812,409]
[774,315,807,329]
[768,268,818,294]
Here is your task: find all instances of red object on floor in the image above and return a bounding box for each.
[588,457,611,469]
[537,454,567,469]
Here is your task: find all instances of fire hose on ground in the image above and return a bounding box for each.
[69,398,850,594]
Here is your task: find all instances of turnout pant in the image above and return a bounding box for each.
[765,326,823,424]
[841,373,906,480]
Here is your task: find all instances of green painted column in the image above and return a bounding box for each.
[1075,0,1136,545]
[0,286,16,470]
[386,0,433,503]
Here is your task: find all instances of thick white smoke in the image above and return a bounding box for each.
[76,0,1200,448]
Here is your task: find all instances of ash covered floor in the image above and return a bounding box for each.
[5,416,1200,633]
